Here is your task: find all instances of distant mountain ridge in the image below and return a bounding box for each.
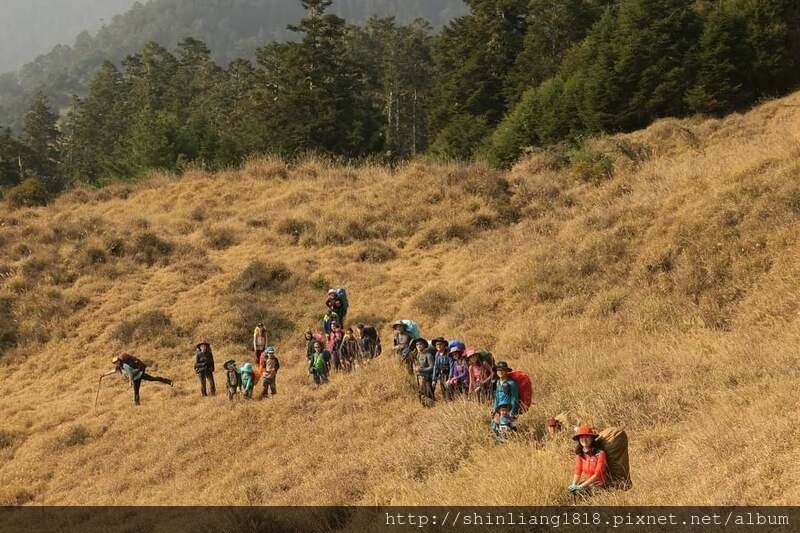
[0,0,467,131]
[0,0,138,73]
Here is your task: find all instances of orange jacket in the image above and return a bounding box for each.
[574,450,608,485]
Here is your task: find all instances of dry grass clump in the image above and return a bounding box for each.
[203,226,239,250]
[0,92,799,507]
[131,232,173,266]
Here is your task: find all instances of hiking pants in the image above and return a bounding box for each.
[254,349,264,363]
[261,377,277,398]
[198,369,216,396]
[132,373,172,405]
[313,368,328,385]
[435,376,450,401]
[419,376,434,401]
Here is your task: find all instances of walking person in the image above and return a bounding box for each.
[101,353,172,405]
[259,347,281,399]
[253,322,268,363]
[194,339,216,397]
[309,340,330,386]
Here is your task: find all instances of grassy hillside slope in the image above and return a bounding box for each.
[0,93,799,507]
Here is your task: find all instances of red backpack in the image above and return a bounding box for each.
[508,370,533,412]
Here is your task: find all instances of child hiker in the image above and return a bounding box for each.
[223,359,241,401]
[260,347,281,399]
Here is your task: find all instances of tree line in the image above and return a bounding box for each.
[2,0,799,198]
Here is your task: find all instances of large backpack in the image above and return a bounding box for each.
[399,319,420,339]
[226,368,241,389]
[507,370,533,412]
[478,350,495,368]
[597,427,632,490]
[335,288,349,314]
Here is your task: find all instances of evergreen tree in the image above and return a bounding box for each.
[22,90,62,190]
[256,0,382,158]
[686,7,752,115]
[63,61,131,182]
[0,127,30,188]
[429,0,529,158]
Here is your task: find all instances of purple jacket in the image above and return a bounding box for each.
[449,360,468,382]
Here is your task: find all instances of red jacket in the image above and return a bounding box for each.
[574,450,608,485]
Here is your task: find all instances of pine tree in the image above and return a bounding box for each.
[429,0,529,158]
[686,7,752,115]
[22,90,62,191]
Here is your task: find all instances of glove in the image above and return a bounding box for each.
[567,484,579,493]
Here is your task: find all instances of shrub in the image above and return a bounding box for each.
[275,217,315,244]
[84,247,107,266]
[131,232,173,266]
[0,429,17,449]
[205,226,238,250]
[5,178,49,208]
[355,241,397,263]
[570,149,614,184]
[231,261,292,293]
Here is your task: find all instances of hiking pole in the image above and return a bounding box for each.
[94,375,105,410]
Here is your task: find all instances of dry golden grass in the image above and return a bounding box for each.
[1,94,799,506]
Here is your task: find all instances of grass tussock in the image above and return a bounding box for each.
[0,93,799,506]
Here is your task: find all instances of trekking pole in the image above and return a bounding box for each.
[94,375,105,410]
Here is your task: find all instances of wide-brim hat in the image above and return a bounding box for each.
[265,347,276,354]
[223,359,236,367]
[494,403,511,414]
[391,320,406,329]
[196,339,210,348]
[494,361,513,372]
[572,425,599,441]
[413,338,429,348]
[430,337,448,345]
[448,346,463,355]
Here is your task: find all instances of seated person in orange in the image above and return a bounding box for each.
[568,425,607,494]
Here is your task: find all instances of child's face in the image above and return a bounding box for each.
[314,342,322,351]
[499,407,509,417]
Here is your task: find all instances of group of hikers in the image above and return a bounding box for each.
[99,287,629,497]
[389,318,631,496]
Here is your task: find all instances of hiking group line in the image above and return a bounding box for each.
[99,287,630,497]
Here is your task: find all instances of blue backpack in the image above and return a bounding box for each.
[400,319,420,339]
[335,288,349,314]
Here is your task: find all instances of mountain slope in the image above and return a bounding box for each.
[0,93,799,507]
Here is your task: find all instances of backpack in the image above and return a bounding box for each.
[226,368,241,389]
[596,427,632,490]
[399,319,420,339]
[478,350,495,368]
[335,288,349,314]
[507,370,533,412]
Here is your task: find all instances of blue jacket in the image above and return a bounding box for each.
[493,378,520,416]
[432,352,452,381]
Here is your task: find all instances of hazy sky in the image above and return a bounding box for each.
[0,0,138,72]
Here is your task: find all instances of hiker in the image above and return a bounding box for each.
[239,362,256,398]
[357,324,381,359]
[430,337,452,401]
[447,343,469,396]
[309,340,330,386]
[392,321,413,365]
[568,426,608,495]
[413,338,435,402]
[468,349,492,403]
[194,339,216,397]
[101,353,172,405]
[329,327,344,372]
[326,288,348,323]
[259,347,280,399]
[341,327,361,371]
[492,361,519,423]
[223,359,241,401]
[304,328,317,362]
[323,311,340,335]
[253,322,268,362]
[491,403,516,443]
